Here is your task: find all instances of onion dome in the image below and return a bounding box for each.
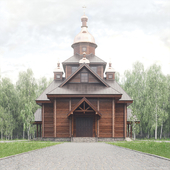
[73,14,96,44]
[79,52,90,64]
[53,62,63,73]
[105,62,115,72]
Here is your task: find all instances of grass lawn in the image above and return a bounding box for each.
[0,141,61,158]
[108,141,170,159]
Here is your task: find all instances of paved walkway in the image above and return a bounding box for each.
[0,143,170,170]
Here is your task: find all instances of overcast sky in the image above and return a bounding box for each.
[0,0,170,83]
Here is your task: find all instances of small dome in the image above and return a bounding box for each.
[73,27,95,44]
[81,14,88,19]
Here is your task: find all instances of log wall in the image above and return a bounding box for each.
[99,99,112,137]
[43,98,125,138]
[56,99,70,137]
[115,103,124,137]
[44,103,54,137]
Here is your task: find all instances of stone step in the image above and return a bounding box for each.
[71,137,98,142]
[125,137,132,142]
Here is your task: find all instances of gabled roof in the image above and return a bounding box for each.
[67,97,102,117]
[59,63,109,87]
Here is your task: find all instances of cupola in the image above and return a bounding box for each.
[79,52,90,65]
[71,14,97,55]
[105,61,115,80]
[53,62,63,80]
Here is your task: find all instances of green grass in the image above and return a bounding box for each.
[136,138,170,141]
[0,141,61,158]
[108,141,170,159]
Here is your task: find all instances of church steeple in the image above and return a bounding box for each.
[71,12,97,55]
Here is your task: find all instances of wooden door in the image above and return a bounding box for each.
[76,117,93,137]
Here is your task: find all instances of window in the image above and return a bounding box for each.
[81,73,88,82]
[72,66,78,73]
[82,47,87,52]
[108,74,113,79]
[56,74,60,79]
[91,66,97,73]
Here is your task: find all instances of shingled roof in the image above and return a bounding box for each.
[36,79,132,102]
[106,81,132,101]
[63,53,106,64]
[34,108,42,121]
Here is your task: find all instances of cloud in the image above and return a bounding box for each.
[0,0,169,83]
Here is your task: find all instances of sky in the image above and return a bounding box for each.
[0,0,170,83]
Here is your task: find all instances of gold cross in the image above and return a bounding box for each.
[82,5,86,14]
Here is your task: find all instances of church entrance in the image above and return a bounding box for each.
[76,117,93,137]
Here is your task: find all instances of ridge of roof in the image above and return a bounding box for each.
[59,63,110,87]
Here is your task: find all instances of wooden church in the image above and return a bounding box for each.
[34,13,133,142]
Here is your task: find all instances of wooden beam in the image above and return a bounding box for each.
[47,94,122,98]
[112,99,115,137]
[71,115,74,137]
[54,99,57,137]
[97,99,99,137]
[69,98,71,111]
[79,106,83,111]
[124,104,127,138]
[42,104,44,137]
[95,116,97,137]
[69,99,71,137]
[74,110,94,113]
[36,124,38,138]
[85,106,90,111]
[40,124,41,137]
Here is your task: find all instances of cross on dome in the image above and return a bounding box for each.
[82,5,86,15]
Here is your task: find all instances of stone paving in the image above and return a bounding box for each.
[0,143,170,170]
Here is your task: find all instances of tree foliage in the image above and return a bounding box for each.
[0,69,50,139]
[122,62,170,139]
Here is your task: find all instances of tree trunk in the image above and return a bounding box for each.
[1,129,3,140]
[155,113,157,140]
[28,130,29,140]
[147,130,149,139]
[23,130,25,139]
[160,123,163,139]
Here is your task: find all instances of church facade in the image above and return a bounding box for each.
[35,14,133,141]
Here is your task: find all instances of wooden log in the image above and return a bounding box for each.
[71,115,74,136]
[36,124,38,138]
[42,104,44,137]
[112,99,115,137]
[54,99,57,137]
[40,124,41,137]
[69,99,71,137]
[97,99,99,137]
[124,104,127,138]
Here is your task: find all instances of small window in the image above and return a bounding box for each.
[108,74,113,79]
[56,74,60,79]
[72,67,78,73]
[91,66,97,73]
[82,47,87,52]
[81,73,88,82]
